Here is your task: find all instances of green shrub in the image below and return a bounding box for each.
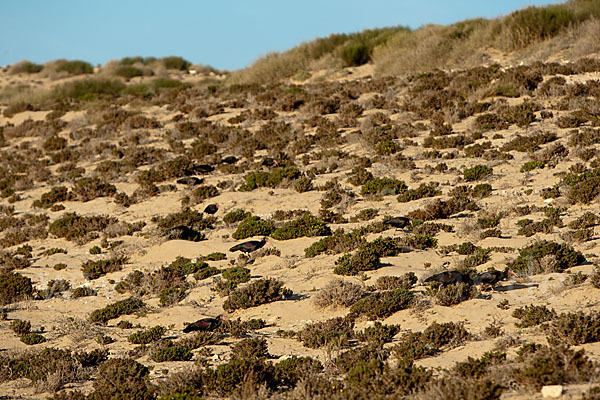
[231,216,275,239]
[520,160,544,172]
[426,282,479,306]
[203,252,226,261]
[463,165,493,181]
[231,337,269,359]
[334,248,380,276]
[222,266,251,285]
[341,40,370,67]
[162,56,191,70]
[49,212,115,242]
[53,78,125,100]
[71,177,117,202]
[56,60,93,75]
[92,358,153,399]
[20,333,46,345]
[397,183,441,202]
[153,208,215,231]
[547,311,600,345]
[10,319,31,335]
[159,286,187,307]
[356,321,401,344]
[89,297,145,324]
[223,209,251,224]
[273,356,323,387]
[239,167,301,191]
[512,304,556,327]
[298,317,354,348]
[114,65,144,78]
[32,186,69,208]
[568,212,598,229]
[304,229,365,258]
[151,345,193,362]
[128,325,166,345]
[9,60,43,74]
[271,213,331,240]
[375,139,400,155]
[81,256,128,280]
[72,286,96,298]
[509,240,585,274]
[512,345,596,390]
[223,278,291,311]
[392,321,470,361]
[348,288,413,320]
[0,272,33,305]
[361,177,407,196]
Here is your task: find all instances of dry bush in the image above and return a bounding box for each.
[313,279,365,308]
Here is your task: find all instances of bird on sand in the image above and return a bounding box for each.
[221,156,238,164]
[383,216,411,230]
[474,267,519,286]
[229,237,269,253]
[193,164,214,174]
[203,204,218,215]
[183,315,230,333]
[261,158,279,167]
[176,176,204,185]
[424,271,473,286]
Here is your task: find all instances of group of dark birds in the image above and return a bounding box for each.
[424,267,519,287]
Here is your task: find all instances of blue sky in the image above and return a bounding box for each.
[1,0,562,70]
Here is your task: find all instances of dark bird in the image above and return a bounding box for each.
[164,225,205,242]
[183,315,230,333]
[229,237,269,253]
[261,157,279,167]
[424,271,473,286]
[203,204,218,215]
[221,156,238,165]
[383,216,411,230]
[474,268,518,286]
[176,176,204,186]
[192,164,214,174]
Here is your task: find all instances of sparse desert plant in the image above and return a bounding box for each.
[304,229,365,258]
[72,286,97,298]
[298,317,354,349]
[509,240,585,274]
[392,321,470,362]
[374,273,418,290]
[512,344,597,391]
[397,182,441,202]
[10,319,31,335]
[348,288,413,320]
[361,177,407,197]
[512,304,556,327]
[313,279,365,308]
[356,321,401,344]
[426,282,479,306]
[547,311,600,345]
[128,325,166,345]
[81,256,128,280]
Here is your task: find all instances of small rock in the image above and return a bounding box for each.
[541,385,563,398]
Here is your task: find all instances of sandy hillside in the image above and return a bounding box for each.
[1,58,600,399]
